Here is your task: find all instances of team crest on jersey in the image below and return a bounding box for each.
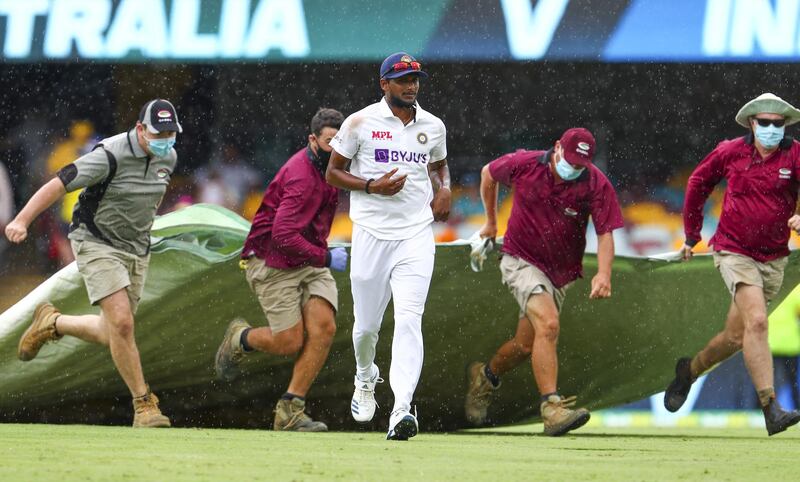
[779,168,792,179]
[157,168,170,179]
[564,207,578,217]
[416,132,428,145]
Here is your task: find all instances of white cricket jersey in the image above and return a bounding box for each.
[330,98,447,240]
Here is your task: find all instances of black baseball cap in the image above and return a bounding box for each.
[139,99,183,134]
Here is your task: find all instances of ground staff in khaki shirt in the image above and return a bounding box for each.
[4,98,182,428]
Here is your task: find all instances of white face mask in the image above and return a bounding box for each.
[753,122,785,149]
[555,151,584,181]
[143,132,176,158]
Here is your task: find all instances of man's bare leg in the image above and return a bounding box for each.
[526,293,561,394]
[526,292,589,435]
[465,317,531,425]
[286,297,336,397]
[55,314,109,345]
[690,301,744,378]
[245,297,335,432]
[734,284,774,403]
[245,320,304,357]
[488,317,533,377]
[98,289,147,398]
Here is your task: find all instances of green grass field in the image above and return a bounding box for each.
[1,423,798,481]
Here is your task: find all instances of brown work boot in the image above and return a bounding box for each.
[273,397,327,432]
[132,387,171,428]
[18,302,63,361]
[214,318,251,382]
[540,394,591,436]
[464,362,499,426]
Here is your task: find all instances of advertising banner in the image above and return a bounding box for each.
[1,0,798,62]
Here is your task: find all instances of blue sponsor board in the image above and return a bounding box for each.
[602,0,800,61]
[1,0,800,62]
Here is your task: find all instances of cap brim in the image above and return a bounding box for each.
[383,70,428,80]
[147,122,183,134]
[563,152,592,167]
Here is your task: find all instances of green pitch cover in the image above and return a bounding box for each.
[1,204,798,430]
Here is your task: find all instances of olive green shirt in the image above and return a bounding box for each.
[58,129,176,256]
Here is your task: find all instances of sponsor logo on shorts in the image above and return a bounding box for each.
[157,168,170,179]
[779,167,792,179]
[372,130,393,140]
[417,132,428,145]
[374,148,428,164]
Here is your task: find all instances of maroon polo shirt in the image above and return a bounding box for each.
[242,148,338,269]
[684,136,800,262]
[489,149,624,288]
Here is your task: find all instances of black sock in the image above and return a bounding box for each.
[282,392,304,402]
[541,392,558,403]
[483,364,500,388]
[53,315,62,337]
[240,328,253,352]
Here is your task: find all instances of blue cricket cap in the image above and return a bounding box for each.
[379,52,428,80]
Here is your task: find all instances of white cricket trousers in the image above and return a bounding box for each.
[350,224,435,413]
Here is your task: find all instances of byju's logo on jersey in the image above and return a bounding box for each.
[372,131,393,140]
[374,148,428,164]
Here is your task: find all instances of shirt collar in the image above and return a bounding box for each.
[127,128,150,159]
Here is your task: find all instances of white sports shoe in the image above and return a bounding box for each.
[386,407,419,441]
[351,366,382,423]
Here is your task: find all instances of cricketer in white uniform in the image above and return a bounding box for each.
[327,52,450,440]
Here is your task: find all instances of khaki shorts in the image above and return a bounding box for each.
[71,239,149,313]
[500,255,569,317]
[713,250,788,301]
[244,257,338,333]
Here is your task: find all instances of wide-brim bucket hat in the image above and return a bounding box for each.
[735,93,800,128]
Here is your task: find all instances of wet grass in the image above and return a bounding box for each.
[0,423,797,481]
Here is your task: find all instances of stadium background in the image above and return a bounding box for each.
[1,0,800,422]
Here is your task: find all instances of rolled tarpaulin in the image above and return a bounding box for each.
[2,204,799,430]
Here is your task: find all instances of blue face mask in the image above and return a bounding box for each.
[754,123,785,149]
[555,154,584,181]
[146,136,176,158]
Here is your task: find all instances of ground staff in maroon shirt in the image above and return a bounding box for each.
[213,108,347,432]
[463,127,624,437]
[664,93,800,436]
